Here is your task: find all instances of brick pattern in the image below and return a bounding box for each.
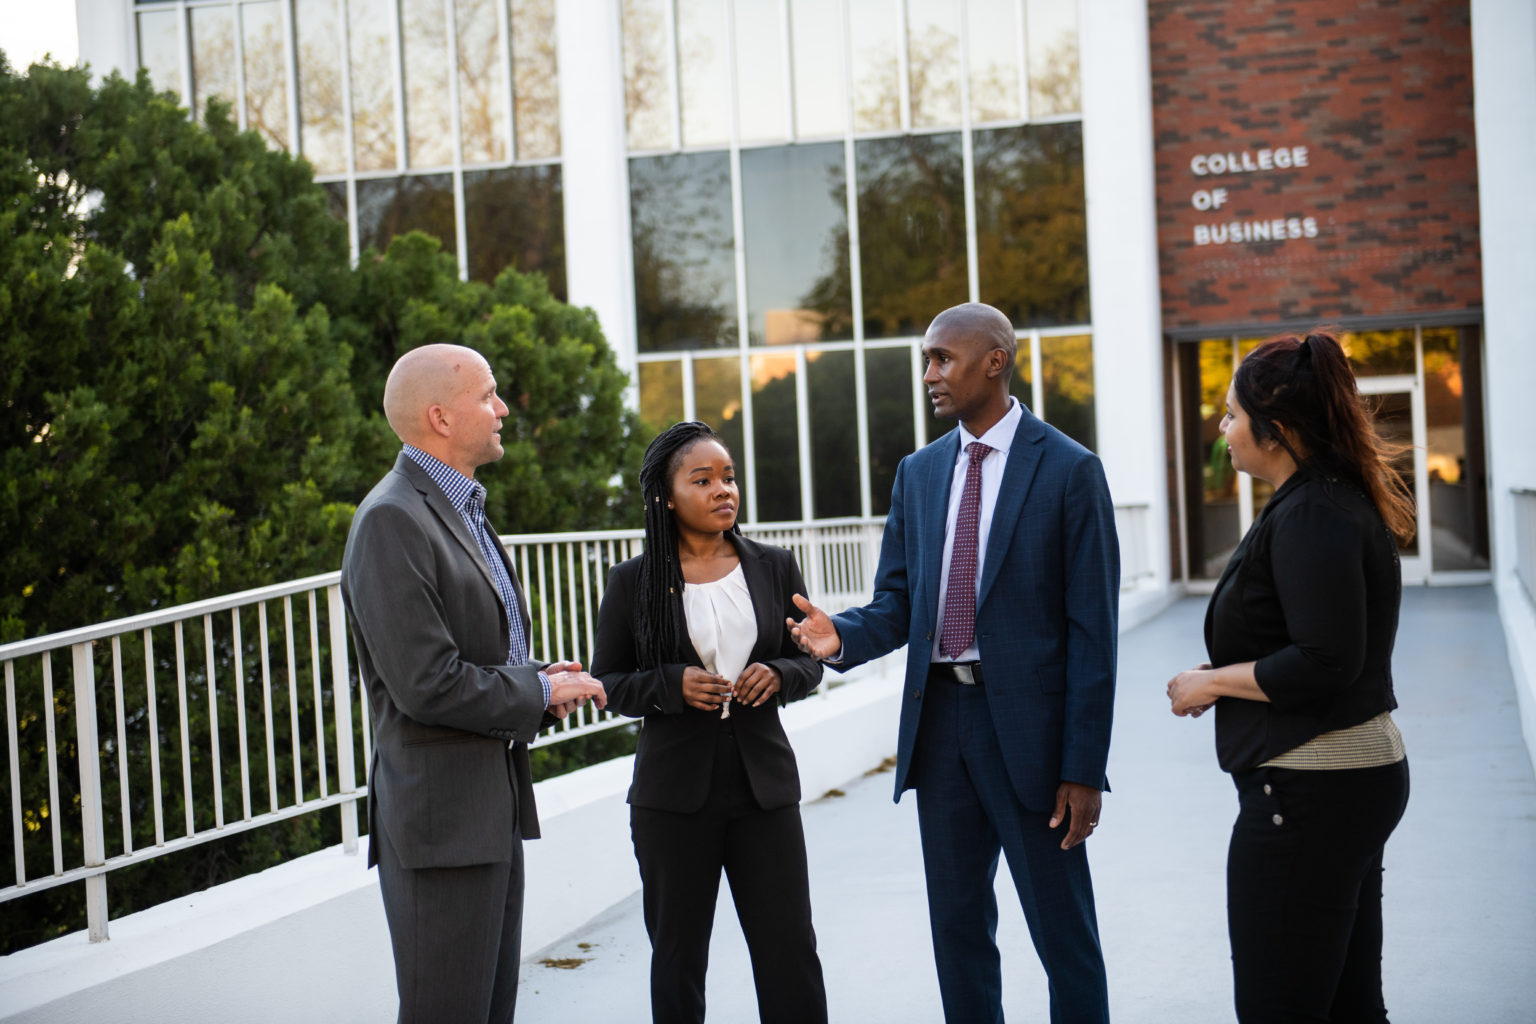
[1148,0,1481,330]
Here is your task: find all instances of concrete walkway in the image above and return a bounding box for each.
[518,587,1536,1023]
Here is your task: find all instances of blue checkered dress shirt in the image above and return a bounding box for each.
[402,445,550,706]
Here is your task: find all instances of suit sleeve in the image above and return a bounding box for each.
[343,499,547,738]
[1253,500,1369,710]
[833,456,916,668]
[590,563,688,717]
[766,548,824,703]
[1059,453,1119,790]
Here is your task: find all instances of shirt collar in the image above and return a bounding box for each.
[957,396,1022,456]
[402,444,481,511]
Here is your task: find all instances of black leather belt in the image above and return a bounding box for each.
[929,661,984,685]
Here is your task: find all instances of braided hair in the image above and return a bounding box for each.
[633,421,740,669]
[1233,330,1416,544]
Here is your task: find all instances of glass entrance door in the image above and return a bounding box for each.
[1356,375,1426,582]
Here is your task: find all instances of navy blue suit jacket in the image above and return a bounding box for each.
[833,407,1119,812]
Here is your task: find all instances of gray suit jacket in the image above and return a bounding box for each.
[342,453,548,870]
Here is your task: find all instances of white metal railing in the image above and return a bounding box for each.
[0,507,1149,946]
[1115,503,1156,589]
[1514,488,1536,605]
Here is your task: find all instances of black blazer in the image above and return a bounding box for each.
[591,534,823,814]
[1205,466,1403,772]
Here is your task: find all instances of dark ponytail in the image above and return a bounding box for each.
[633,421,738,668]
[1233,330,1416,544]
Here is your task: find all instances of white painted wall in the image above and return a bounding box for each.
[556,0,638,381]
[1472,0,1536,775]
[1080,0,1172,595]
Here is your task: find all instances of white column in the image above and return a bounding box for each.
[556,0,638,380]
[75,0,135,79]
[1079,0,1170,592]
[1472,0,1536,773]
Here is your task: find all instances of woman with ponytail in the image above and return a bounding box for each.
[1166,331,1413,1022]
[591,421,827,1024]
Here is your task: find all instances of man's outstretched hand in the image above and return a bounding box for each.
[786,593,842,660]
[544,661,606,718]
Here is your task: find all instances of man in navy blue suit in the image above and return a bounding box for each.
[790,302,1117,1023]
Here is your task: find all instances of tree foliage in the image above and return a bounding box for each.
[0,55,641,952]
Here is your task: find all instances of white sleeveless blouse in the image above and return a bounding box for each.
[682,564,757,683]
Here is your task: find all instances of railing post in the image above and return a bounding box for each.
[72,641,109,942]
[326,586,360,855]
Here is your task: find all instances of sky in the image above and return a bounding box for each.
[0,1,80,71]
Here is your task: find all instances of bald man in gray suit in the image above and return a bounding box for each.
[342,344,606,1023]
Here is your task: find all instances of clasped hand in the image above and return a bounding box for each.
[681,663,782,712]
[1166,663,1215,718]
[545,661,607,720]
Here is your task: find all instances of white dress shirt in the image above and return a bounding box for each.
[683,563,757,683]
[931,397,1024,663]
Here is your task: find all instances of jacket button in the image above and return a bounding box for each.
[1272,814,1284,826]
[912,689,922,700]
[1263,784,1272,795]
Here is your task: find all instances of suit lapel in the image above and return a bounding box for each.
[977,410,1045,610]
[920,432,962,634]
[398,455,521,629]
[732,535,778,663]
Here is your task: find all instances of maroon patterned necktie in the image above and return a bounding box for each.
[939,441,991,659]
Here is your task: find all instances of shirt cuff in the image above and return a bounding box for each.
[538,671,552,706]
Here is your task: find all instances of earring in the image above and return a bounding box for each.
[667,502,674,509]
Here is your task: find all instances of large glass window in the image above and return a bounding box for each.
[402,0,454,168]
[865,347,917,515]
[630,151,738,352]
[1423,326,1489,571]
[750,354,802,521]
[622,0,673,150]
[138,7,185,100]
[511,0,560,158]
[906,0,961,129]
[694,356,746,473]
[356,174,456,256]
[1040,333,1095,450]
[676,0,731,146]
[789,0,845,139]
[808,350,861,518]
[734,0,787,143]
[464,166,566,297]
[638,360,685,430]
[1026,0,1079,116]
[969,0,1022,122]
[848,0,900,132]
[456,0,509,165]
[190,5,237,122]
[295,0,347,174]
[974,122,1088,327]
[242,1,290,149]
[741,143,851,346]
[1342,329,1416,376]
[349,0,399,171]
[856,133,968,340]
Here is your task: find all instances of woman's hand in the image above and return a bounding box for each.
[681,666,733,712]
[1167,663,1216,717]
[734,663,783,707]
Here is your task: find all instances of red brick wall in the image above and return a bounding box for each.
[1148,0,1481,330]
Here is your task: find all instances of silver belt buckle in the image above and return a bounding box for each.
[953,663,977,685]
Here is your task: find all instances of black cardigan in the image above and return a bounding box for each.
[590,533,823,813]
[1205,466,1403,772]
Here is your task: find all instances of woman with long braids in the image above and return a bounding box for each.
[591,421,827,1024]
[1167,330,1415,1022]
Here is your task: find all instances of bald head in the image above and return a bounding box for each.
[926,303,1017,363]
[384,344,488,444]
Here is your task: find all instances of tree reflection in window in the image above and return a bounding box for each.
[638,360,685,431]
[137,8,184,100]
[190,6,237,123]
[975,123,1088,327]
[456,0,509,165]
[749,353,802,522]
[356,174,456,257]
[296,0,347,174]
[1040,333,1095,451]
[464,166,566,298]
[402,0,453,168]
[630,151,739,352]
[512,0,560,159]
[741,143,850,346]
[349,0,399,171]
[242,1,290,149]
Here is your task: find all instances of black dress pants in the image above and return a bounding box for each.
[1228,759,1410,1023]
[629,728,827,1024]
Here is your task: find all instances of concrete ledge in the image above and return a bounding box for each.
[1496,575,1536,780]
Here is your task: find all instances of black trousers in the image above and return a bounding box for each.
[630,729,827,1024]
[1228,759,1410,1023]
